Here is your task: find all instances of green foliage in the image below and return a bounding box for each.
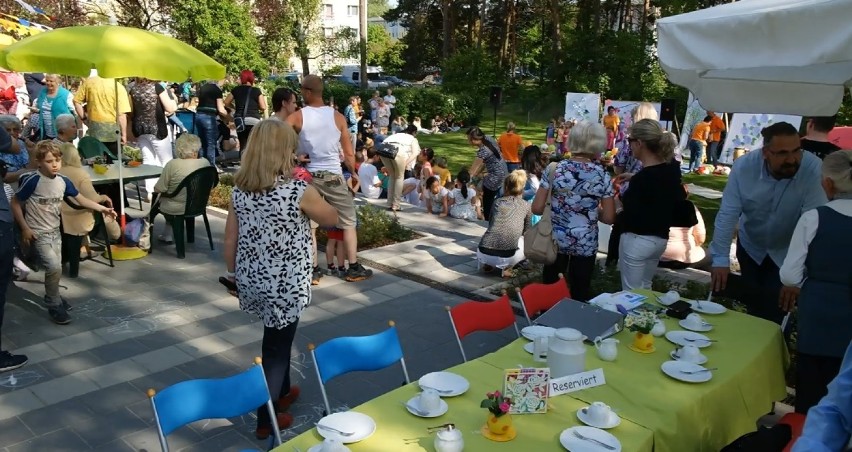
[442,48,502,97]
[168,0,265,76]
[367,0,390,17]
[355,204,416,249]
[836,92,852,126]
[367,24,406,74]
[208,184,232,210]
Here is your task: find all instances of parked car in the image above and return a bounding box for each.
[379,75,412,87]
[340,65,390,89]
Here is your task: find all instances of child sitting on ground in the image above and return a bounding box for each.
[432,156,452,188]
[325,227,347,276]
[424,176,449,216]
[11,141,117,325]
[449,169,478,221]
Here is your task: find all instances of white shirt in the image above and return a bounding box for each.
[780,199,852,287]
[381,132,421,165]
[383,94,396,109]
[298,106,341,174]
[403,177,420,206]
[358,162,382,198]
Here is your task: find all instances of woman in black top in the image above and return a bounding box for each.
[616,119,682,290]
[225,70,268,151]
[195,79,232,167]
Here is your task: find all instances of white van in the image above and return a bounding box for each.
[340,65,389,89]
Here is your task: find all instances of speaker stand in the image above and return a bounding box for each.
[493,104,498,136]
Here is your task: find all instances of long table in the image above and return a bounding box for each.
[276,290,788,451]
[86,164,163,186]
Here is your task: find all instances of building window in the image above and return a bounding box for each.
[323,4,333,18]
[347,5,358,16]
[323,27,334,37]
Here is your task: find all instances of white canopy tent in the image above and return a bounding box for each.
[657,0,852,116]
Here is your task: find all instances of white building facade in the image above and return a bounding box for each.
[367,16,407,40]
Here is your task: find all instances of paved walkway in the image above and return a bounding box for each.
[0,194,716,451]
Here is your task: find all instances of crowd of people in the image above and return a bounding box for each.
[1,67,852,447]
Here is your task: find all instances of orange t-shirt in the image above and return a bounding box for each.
[691,122,711,143]
[603,114,620,132]
[709,116,726,142]
[498,132,523,163]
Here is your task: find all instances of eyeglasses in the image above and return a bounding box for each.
[766,147,802,159]
[300,86,312,91]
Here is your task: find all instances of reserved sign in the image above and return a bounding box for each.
[550,368,606,397]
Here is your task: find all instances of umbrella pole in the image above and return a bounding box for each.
[115,78,126,238]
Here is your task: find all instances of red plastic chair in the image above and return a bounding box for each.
[446,294,520,362]
[516,273,571,325]
[779,412,806,452]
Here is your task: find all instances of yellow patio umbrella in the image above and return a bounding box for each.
[0,34,16,48]
[0,25,226,259]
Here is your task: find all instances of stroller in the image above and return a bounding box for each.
[171,109,240,167]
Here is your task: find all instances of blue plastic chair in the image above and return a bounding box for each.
[309,321,410,415]
[147,357,281,452]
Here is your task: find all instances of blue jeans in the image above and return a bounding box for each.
[195,113,219,166]
[688,140,705,172]
[506,162,521,173]
[708,141,720,164]
[0,222,13,351]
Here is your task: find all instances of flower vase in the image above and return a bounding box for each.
[482,413,516,441]
[630,332,656,353]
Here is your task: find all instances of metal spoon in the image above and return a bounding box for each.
[680,367,718,375]
[315,422,354,436]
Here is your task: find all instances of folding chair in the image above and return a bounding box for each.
[148,166,218,258]
[309,321,410,416]
[779,412,806,452]
[446,293,520,362]
[147,357,280,452]
[516,273,571,325]
[77,136,144,210]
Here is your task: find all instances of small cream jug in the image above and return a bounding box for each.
[434,424,464,452]
[594,337,619,361]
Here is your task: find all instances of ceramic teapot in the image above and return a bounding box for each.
[434,424,464,452]
[548,328,587,378]
[594,337,619,361]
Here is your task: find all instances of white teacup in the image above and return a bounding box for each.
[685,313,705,329]
[661,290,680,305]
[418,388,441,413]
[587,401,613,425]
[320,438,347,452]
[677,345,702,362]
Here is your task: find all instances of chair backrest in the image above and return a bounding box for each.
[311,323,406,384]
[78,136,117,160]
[448,294,518,340]
[149,359,279,450]
[517,274,571,324]
[174,109,196,134]
[174,166,219,217]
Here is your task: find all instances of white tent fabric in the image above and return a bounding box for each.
[657,0,852,116]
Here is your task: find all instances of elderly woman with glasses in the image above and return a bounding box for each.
[33,74,79,140]
[151,134,210,244]
[0,115,31,184]
[780,149,852,415]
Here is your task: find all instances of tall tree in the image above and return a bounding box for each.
[0,0,89,32]
[367,0,389,17]
[253,0,292,71]
[289,0,321,75]
[168,0,265,76]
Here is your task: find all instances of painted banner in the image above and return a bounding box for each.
[719,113,802,164]
[604,100,662,131]
[678,93,707,150]
[564,92,601,124]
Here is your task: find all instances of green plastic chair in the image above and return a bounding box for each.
[148,166,219,259]
[77,137,144,210]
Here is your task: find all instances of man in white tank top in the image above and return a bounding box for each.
[288,75,373,281]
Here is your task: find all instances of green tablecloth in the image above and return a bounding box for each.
[277,359,654,451]
[477,290,789,452]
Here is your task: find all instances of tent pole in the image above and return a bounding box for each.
[115,77,126,237]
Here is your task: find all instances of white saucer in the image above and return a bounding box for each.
[678,319,713,332]
[661,360,713,383]
[688,300,727,315]
[521,325,556,341]
[404,394,449,418]
[316,412,376,443]
[670,349,708,365]
[523,342,547,357]
[418,371,469,396]
[665,330,713,348]
[576,407,621,429]
[559,426,622,451]
[308,445,352,452]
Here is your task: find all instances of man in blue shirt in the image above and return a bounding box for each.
[793,340,852,451]
[709,122,827,323]
[0,126,27,372]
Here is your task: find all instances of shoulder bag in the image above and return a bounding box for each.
[233,87,252,132]
[523,162,559,264]
[376,140,400,159]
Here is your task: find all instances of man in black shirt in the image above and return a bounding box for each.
[801,116,841,160]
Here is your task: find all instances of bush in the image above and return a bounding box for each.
[208,184,232,210]
[316,204,417,250]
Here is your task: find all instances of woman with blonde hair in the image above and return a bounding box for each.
[477,170,532,278]
[780,149,852,414]
[150,133,210,243]
[222,119,337,439]
[617,119,682,290]
[58,142,120,269]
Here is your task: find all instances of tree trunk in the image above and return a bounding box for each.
[499,0,514,69]
[441,0,452,61]
[549,0,562,80]
[478,0,487,48]
[300,54,311,76]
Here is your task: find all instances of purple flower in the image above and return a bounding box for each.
[499,402,510,413]
[494,391,501,398]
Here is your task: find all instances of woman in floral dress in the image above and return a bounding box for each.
[532,121,616,301]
